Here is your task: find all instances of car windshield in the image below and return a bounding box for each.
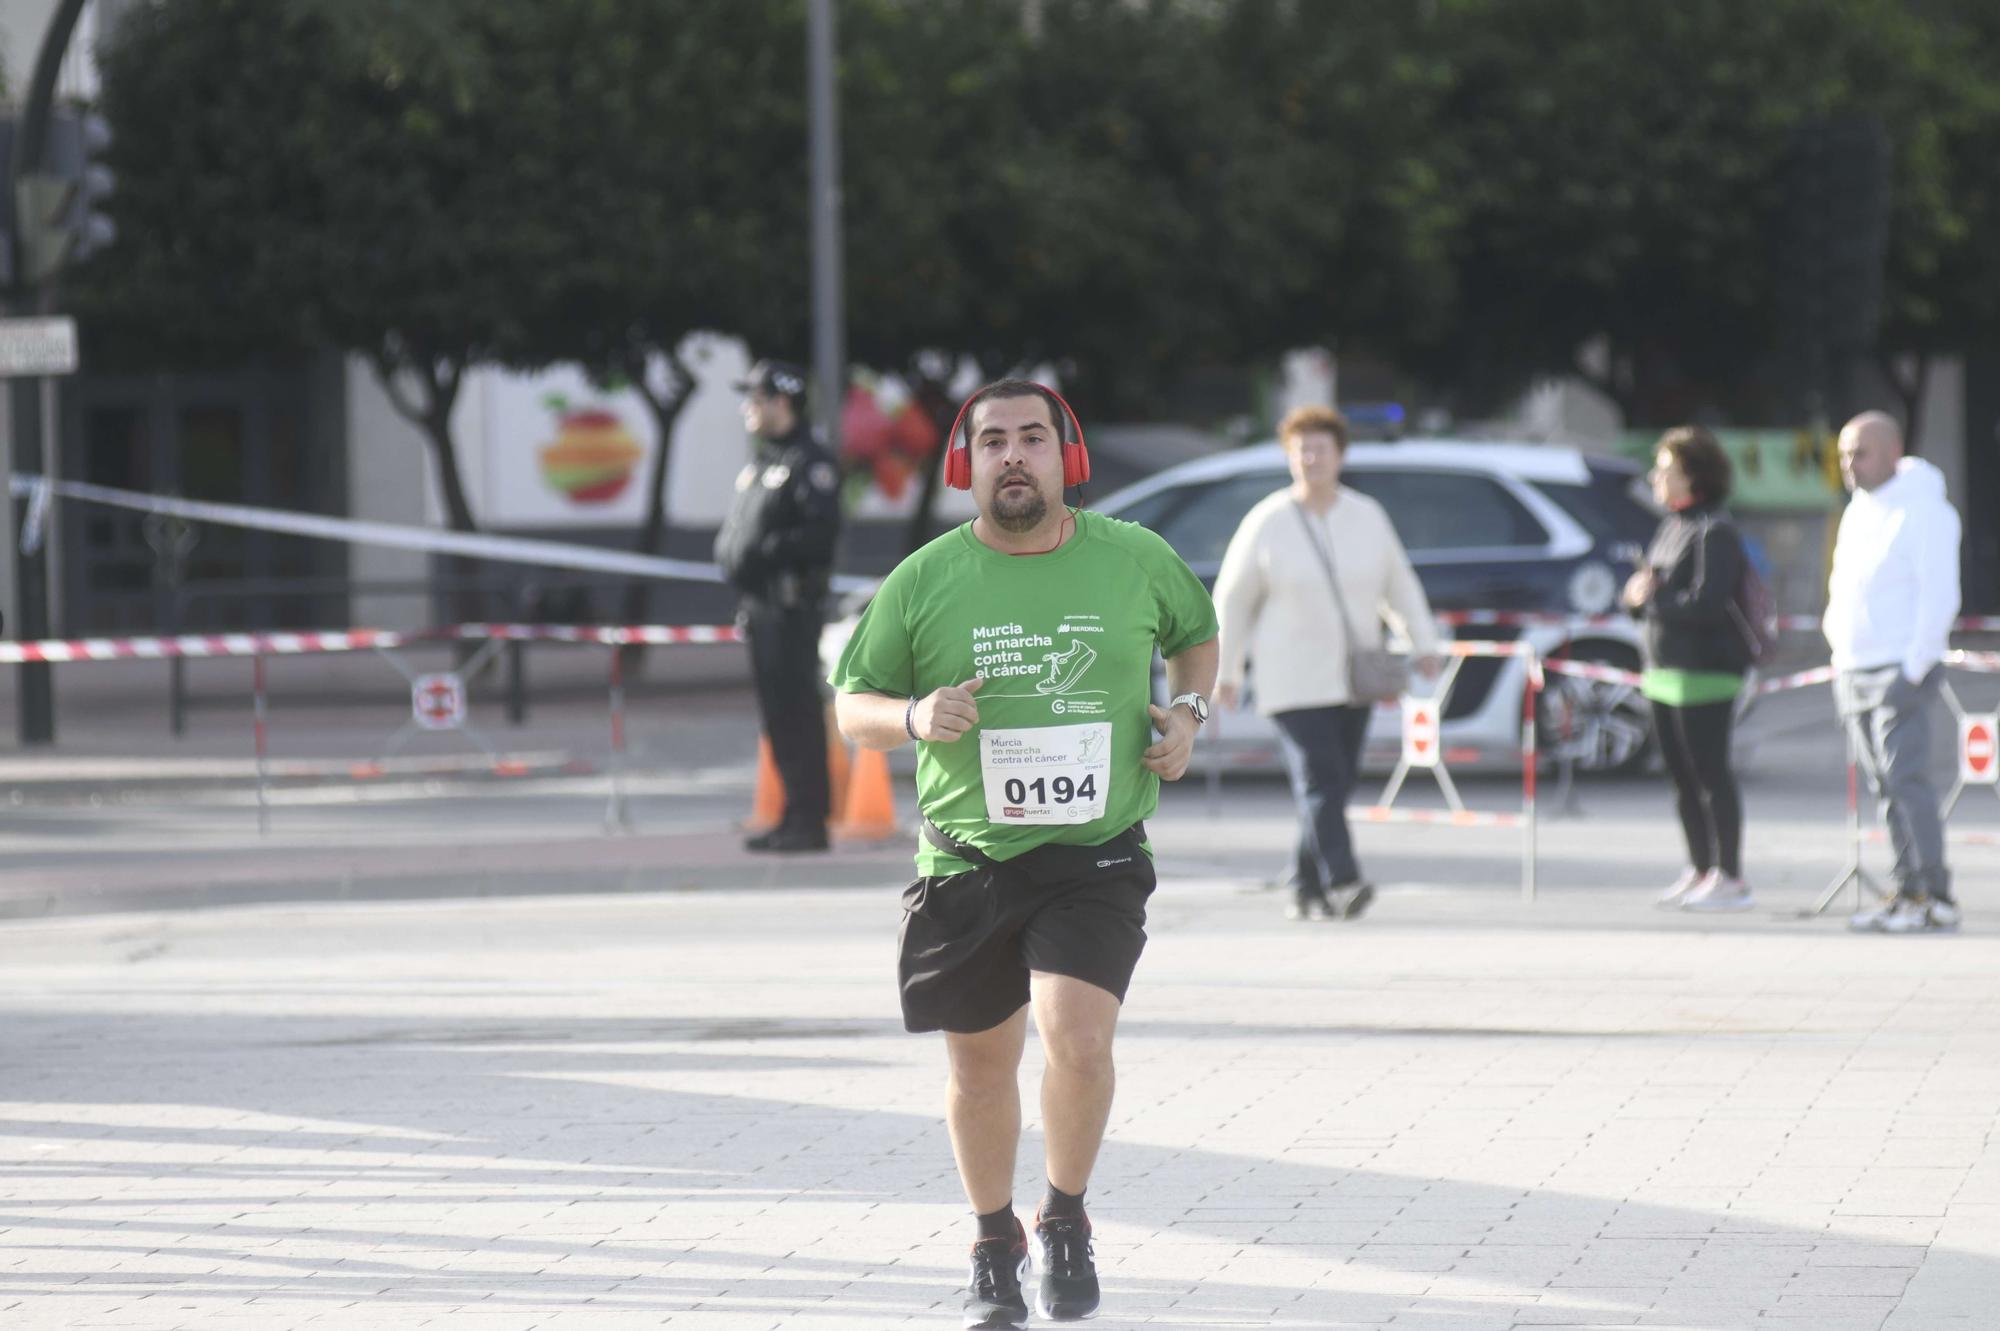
[1342,468,1547,552]
[1530,465,1660,549]
[1098,470,1288,569]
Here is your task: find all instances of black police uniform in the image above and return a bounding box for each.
[715,418,843,847]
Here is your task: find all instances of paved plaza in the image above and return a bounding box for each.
[1,660,1997,1329]
[3,787,1999,1330]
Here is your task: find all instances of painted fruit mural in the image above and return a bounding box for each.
[538,395,643,504]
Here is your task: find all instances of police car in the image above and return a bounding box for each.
[1099,438,1659,774]
[821,437,1661,775]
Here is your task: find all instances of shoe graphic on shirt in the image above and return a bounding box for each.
[1037,640,1098,695]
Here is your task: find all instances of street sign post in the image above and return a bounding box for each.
[0,316,77,378]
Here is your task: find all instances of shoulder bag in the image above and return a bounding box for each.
[1292,500,1407,704]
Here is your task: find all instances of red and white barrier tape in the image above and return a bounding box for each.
[1543,655,1999,698]
[0,619,1987,674]
[1749,665,1840,696]
[1355,805,1523,829]
[450,623,744,647]
[1435,610,2000,634]
[1443,639,1533,658]
[0,628,416,664]
[1863,828,2000,849]
[1541,658,1644,688]
[1436,611,1624,630]
[0,623,743,664]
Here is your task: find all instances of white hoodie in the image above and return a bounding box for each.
[1823,455,1962,679]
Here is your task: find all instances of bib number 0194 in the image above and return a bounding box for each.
[980,721,1112,824]
[1002,773,1097,807]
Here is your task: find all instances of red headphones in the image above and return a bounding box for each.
[941,382,1091,490]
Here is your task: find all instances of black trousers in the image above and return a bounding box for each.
[1270,704,1372,894]
[1652,699,1741,878]
[744,602,829,830]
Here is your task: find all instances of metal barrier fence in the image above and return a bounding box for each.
[6,620,1996,911]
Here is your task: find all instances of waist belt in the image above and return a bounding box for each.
[921,818,1146,872]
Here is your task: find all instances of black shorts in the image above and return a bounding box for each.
[897,826,1156,1035]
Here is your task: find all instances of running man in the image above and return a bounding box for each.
[831,379,1218,1327]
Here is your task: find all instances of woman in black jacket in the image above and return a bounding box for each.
[1622,427,1756,912]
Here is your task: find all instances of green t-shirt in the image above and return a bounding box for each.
[829,510,1218,876]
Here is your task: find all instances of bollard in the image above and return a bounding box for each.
[252,653,270,837]
[506,639,528,725]
[170,656,186,737]
[605,643,631,832]
[1204,705,1222,819]
[1521,652,1539,903]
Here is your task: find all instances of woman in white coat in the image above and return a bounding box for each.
[1213,406,1439,921]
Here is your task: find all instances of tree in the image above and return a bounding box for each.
[81,0,567,536]
[843,0,1370,549]
[1415,0,1945,426]
[1875,0,2000,440]
[1203,0,1461,372]
[480,0,809,626]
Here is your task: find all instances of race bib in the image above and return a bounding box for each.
[979,722,1112,825]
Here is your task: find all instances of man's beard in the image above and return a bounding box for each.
[990,476,1049,532]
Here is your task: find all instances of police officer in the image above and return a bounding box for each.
[716,359,844,852]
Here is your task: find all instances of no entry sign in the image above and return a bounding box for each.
[1962,714,1999,786]
[412,672,467,731]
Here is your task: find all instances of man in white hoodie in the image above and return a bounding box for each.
[1824,412,1963,933]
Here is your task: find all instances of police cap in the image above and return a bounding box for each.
[734,359,809,402]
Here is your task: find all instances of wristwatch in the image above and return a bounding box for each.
[1169,692,1210,725]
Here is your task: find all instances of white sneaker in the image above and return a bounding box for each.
[1852,897,1938,934]
[1655,868,1705,910]
[1681,871,1754,912]
[1928,899,1962,933]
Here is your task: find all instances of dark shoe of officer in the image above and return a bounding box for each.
[1033,1210,1101,1321]
[963,1222,1030,1329]
[743,824,830,853]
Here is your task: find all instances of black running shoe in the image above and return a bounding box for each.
[1033,1211,1100,1320]
[962,1228,1029,1329]
[743,824,829,853]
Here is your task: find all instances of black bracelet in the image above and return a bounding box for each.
[905,696,919,742]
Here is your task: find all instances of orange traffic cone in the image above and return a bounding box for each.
[745,735,785,833]
[835,745,898,842]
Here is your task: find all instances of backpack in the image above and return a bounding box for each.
[1720,524,1777,665]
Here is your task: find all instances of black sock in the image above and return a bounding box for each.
[1041,1182,1086,1220]
[975,1203,1018,1244]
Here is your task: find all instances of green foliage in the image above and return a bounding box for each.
[1412,0,1966,421]
[67,0,2000,461]
[1878,0,2000,358]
